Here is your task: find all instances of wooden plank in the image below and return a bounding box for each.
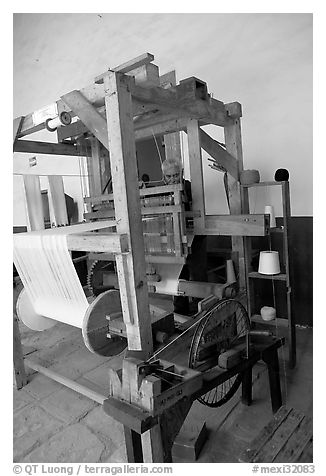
[25,358,106,404]
[103,396,158,434]
[225,101,242,119]
[130,63,160,88]
[239,406,292,462]
[203,214,268,236]
[14,140,82,156]
[297,436,313,463]
[274,416,313,463]
[254,409,305,462]
[56,101,182,142]
[95,52,155,83]
[281,180,296,369]
[224,114,249,290]
[16,70,229,140]
[13,116,24,144]
[23,175,45,231]
[48,175,69,226]
[17,58,160,140]
[61,90,109,150]
[242,181,284,188]
[141,425,165,463]
[200,129,239,180]
[131,83,228,126]
[104,71,153,358]
[84,183,183,204]
[13,314,27,389]
[248,271,287,281]
[136,117,187,141]
[66,232,129,253]
[160,71,182,163]
[89,137,103,196]
[187,119,205,229]
[124,427,143,463]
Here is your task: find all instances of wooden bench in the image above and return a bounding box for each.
[239,406,313,463]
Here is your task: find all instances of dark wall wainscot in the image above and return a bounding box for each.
[207,216,313,327]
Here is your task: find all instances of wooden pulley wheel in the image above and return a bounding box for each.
[82,289,127,357]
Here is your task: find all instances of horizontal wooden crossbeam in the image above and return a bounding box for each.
[198,214,269,236]
[67,231,129,253]
[14,139,81,156]
[95,52,155,83]
[15,73,231,141]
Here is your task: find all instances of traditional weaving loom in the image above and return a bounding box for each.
[13,53,286,463]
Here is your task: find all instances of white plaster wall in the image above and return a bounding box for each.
[13,13,312,224]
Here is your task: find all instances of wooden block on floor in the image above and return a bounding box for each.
[172,419,208,462]
[239,406,313,463]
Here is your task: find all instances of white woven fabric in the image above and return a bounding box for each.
[13,221,114,328]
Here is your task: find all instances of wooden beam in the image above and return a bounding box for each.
[25,359,106,404]
[84,184,183,204]
[84,204,182,220]
[200,129,239,180]
[67,232,129,253]
[224,115,249,289]
[13,314,27,389]
[203,214,268,236]
[104,70,153,358]
[95,52,155,83]
[187,119,205,229]
[88,137,103,196]
[160,71,182,163]
[16,70,230,140]
[135,117,189,141]
[61,90,109,150]
[13,116,24,144]
[14,140,82,156]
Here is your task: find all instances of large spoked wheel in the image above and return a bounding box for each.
[188,299,250,408]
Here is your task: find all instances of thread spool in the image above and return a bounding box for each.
[274,168,289,181]
[45,112,72,132]
[258,251,280,275]
[239,169,260,185]
[264,205,276,228]
[260,306,276,321]
[226,259,236,284]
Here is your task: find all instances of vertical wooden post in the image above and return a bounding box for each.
[224,104,249,290]
[186,119,205,231]
[88,137,103,197]
[104,71,153,359]
[282,181,296,368]
[160,71,182,163]
[100,144,111,194]
[13,314,27,389]
[124,427,143,462]
[141,425,165,462]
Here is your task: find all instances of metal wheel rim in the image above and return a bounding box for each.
[188,299,250,407]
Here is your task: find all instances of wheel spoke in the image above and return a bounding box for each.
[189,299,250,407]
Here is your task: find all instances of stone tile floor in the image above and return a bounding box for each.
[13,286,313,464]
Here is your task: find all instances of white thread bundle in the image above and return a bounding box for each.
[13,221,115,328]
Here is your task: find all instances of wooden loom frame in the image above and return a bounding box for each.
[13,52,283,463]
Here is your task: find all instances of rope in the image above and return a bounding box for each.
[147,309,209,363]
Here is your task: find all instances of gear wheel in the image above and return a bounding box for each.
[87,260,117,297]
